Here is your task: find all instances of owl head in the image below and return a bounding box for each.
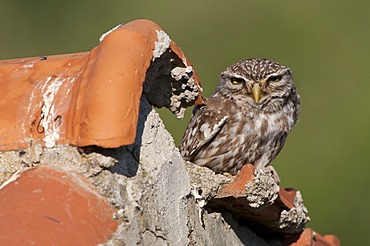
[213,58,298,108]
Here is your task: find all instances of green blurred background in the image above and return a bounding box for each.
[1,1,369,244]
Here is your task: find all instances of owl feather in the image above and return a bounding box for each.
[180,58,300,175]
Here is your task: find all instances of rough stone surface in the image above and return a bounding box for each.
[278,191,310,233]
[185,161,231,202]
[245,166,280,208]
[144,50,200,119]
[0,96,276,245]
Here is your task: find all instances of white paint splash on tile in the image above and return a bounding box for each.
[40,76,65,148]
[152,30,171,61]
[23,63,34,69]
[22,86,39,134]
[99,23,124,42]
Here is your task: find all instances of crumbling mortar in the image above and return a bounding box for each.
[143,49,201,119]
[185,161,230,202]
[245,166,280,208]
[277,191,310,233]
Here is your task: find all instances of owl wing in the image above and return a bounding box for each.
[180,102,229,158]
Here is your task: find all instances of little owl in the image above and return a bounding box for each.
[180,58,300,175]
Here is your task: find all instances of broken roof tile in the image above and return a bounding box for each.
[0,164,118,245]
[211,164,305,233]
[284,228,341,246]
[208,164,340,245]
[0,19,202,151]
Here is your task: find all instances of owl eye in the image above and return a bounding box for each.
[267,75,282,82]
[231,77,244,85]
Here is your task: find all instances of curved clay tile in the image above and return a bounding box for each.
[0,165,118,245]
[0,19,202,151]
[209,164,340,246]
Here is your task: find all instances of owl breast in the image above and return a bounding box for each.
[186,97,296,175]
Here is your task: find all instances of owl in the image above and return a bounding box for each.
[180,58,300,175]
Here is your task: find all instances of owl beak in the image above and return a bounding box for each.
[252,84,261,103]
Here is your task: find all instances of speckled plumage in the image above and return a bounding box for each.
[180,58,300,175]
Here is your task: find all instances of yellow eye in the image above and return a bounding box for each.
[268,75,282,82]
[231,77,244,85]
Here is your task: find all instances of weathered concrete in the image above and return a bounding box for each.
[0,96,278,245]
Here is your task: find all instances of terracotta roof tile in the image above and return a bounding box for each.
[0,19,202,151]
[285,228,341,246]
[0,165,118,245]
[208,164,340,245]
